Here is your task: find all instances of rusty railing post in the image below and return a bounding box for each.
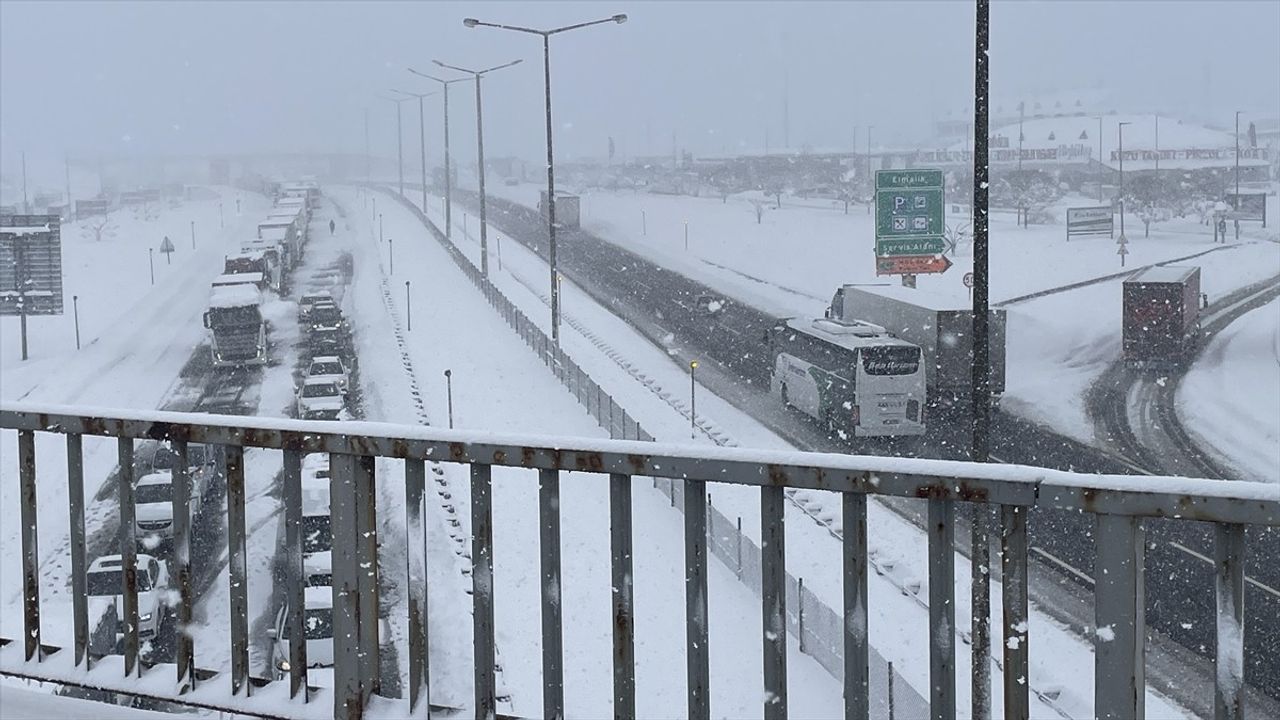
[19,430,40,662]
[1093,513,1145,720]
[609,472,635,719]
[927,498,955,720]
[761,484,787,719]
[117,437,140,677]
[66,433,89,669]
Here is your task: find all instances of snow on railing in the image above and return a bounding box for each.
[2,400,1276,720]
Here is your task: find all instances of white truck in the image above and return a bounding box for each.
[203,284,268,367]
[539,189,580,229]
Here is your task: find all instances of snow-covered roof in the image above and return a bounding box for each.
[228,249,267,261]
[137,471,172,486]
[784,317,917,352]
[209,284,261,309]
[213,272,263,285]
[258,217,294,227]
[260,227,289,241]
[1127,265,1198,284]
[0,224,52,235]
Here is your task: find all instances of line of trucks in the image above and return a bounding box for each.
[202,182,319,368]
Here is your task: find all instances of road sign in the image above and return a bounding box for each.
[0,214,64,316]
[1066,206,1114,240]
[160,236,175,254]
[875,168,947,275]
[877,236,947,257]
[877,254,953,276]
[963,272,974,288]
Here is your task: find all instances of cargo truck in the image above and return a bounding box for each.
[203,284,267,367]
[826,284,1006,408]
[1122,265,1201,367]
[539,190,580,229]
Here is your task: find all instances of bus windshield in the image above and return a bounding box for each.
[861,346,921,376]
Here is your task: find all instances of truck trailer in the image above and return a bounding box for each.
[1122,265,1201,367]
[827,284,1007,408]
[203,284,268,367]
[539,190,580,229]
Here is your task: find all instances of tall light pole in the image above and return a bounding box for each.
[1118,121,1132,239]
[463,12,629,347]
[1234,110,1242,203]
[1154,114,1160,173]
[408,69,469,240]
[866,125,874,214]
[380,95,409,197]
[392,88,439,215]
[1096,115,1104,202]
[433,58,523,278]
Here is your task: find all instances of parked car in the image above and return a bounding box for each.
[86,554,169,640]
[301,453,330,490]
[306,302,346,333]
[298,292,333,321]
[297,378,343,420]
[307,355,350,393]
[269,586,336,677]
[268,587,391,679]
[134,470,204,541]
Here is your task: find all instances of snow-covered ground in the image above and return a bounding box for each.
[0,188,268,649]
[1179,297,1280,483]
[483,182,1280,451]
[410,187,1196,719]
[336,186,848,718]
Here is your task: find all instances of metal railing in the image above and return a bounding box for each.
[380,184,928,714]
[1,403,1275,720]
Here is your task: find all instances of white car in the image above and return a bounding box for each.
[86,554,169,640]
[134,470,204,541]
[269,586,336,677]
[268,587,391,680]
[299,292,333,321]
[307,356,349,394]
[297,378,343,420]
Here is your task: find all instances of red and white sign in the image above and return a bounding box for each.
[876,255,953,276]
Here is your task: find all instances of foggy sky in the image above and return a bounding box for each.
[2,0,1278,184]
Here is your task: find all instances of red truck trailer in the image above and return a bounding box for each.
[1122,265,1202,367]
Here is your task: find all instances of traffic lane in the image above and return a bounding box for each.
[471,187,1280,691]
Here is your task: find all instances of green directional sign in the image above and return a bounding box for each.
[874,168,945,263]
[877,236,946,257]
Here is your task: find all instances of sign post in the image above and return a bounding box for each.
[875,169,949,277]
[1,215,65,361]
[160,236,175,265]
[1117,235,1129,267]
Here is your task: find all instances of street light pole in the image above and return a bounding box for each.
[1096,116,1104,202]
[1118,121,1132,239]
[433,59,523,278]
[408,69,469,241]
[464,12,629,346]
[392,89,439,215]
[1235,110,1242,202]
[380,96,409,197]
[866,125,874,214]
[690,360,698,439]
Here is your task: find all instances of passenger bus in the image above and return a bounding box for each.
[768,317,927,438]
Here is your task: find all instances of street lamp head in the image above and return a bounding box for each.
[612,14,628,23]
[690,360,698,369]
[463,17,478,27]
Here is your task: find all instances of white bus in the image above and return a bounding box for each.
[768,317,927,438]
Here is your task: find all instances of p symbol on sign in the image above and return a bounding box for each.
[894,196,907,211]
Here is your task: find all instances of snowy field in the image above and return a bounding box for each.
[1179,297,1280,483]
[410,186,1197,719]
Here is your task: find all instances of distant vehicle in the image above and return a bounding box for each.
[300,486,332,587]
[86,554,169,640]
[1122,265,1202,367]
[307,356,350,393]
[299,292,333,321]
[767,317,927,438]
[149,442,214,473]
[539,189,580,229]
[225,250,281,292]
[306,326,345,357]
[134,470,205,541]
[306,302,346,333]
[213,271,268,292]
[301,453,330,490]
[504,177,519,186]
[297,378,343,420]
[204,284,268,367]
[827,284,1007,409]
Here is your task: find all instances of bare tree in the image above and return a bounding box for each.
[83,213,116,242]
[750,198,765,224]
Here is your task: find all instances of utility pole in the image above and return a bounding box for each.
[432,59,522,278]
[783,67,790,151]
[391,88,438,215]
[1118,121,1132,240]
[364,107,371,184]
[971,1,993,718]
[1155,114,1160,173]
[21,152,29,214]
[1096,116,1104,202]
[65,154,72,210]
